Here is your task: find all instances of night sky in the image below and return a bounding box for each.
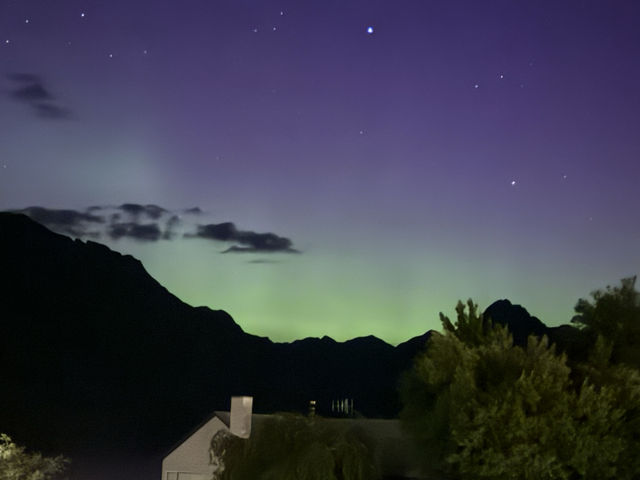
[1,0,639,344]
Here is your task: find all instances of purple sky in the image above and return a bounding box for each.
[1,0,639,343]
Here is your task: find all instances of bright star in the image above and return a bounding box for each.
[367,26,374,34]
[474,84,479,89]
[80,12,85,18]
[511,180,516,186]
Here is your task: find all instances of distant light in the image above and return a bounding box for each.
[511,180,516,186]
[280,10,284,15]
[367,26,374,34]
[25,19,30,24]
[499,74,504,79]
[474,84,479,89]
[80,12,86,18]
[4,39,9,44]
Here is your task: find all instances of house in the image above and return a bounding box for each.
[161,396,426,480]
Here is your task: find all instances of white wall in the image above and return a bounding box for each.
[162,415,228,480]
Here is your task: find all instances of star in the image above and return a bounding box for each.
[499,73,504,79]
[4,39,9,44]
[252,27,258,33]
[272,26,277,31]
[367,26,374,34]
[280,11,284,15]
[510,180,517,186]
[108,53,113,58]
[25,19,30,24]
[80,12,86,18]
[474,84,479,89]
[143,49,148,55]
[562,174,567,180]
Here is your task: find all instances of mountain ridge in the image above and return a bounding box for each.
[0,212,584,480]
[0,212,432,457]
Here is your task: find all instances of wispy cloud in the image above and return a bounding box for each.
[193,222,299,253]
[16,206,103,236]
[108,222,162,241]
[9,204,301,255]
[5,72,73,120]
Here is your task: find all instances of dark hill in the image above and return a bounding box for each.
[0,213,432,471]
[484,298,586,357]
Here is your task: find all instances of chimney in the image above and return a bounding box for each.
[230,396,253,438]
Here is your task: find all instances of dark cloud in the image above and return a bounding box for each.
[18,206,103,226]
[235,231,297,253]
[163,215,180,240]
[118,203,167,219]
[196,222,238,241]
[13,204,298,254]
[108,222,162,241]
[15,206,104,237]
[11,83,52,101]
[5,72,72,121]
[183,207,203,215]
[192,222,299,253]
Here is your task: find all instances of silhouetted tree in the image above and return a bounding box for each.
[210,414,380,480]
[401,299,640,480]
[572,276,640,369]
[0,434,68,480]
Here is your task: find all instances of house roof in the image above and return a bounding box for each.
[166,412,423,478]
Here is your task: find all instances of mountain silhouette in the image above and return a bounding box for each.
[484,298,586,357]
[0,212,584,479]
[0,213,431,460]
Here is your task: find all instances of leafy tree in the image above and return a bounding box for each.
[401,299,640,480]
[0,434,68,480]
[572,276,640,369]
[210,414,380,480]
